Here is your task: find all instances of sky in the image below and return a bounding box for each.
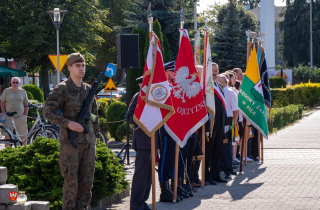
[198,0,286,12]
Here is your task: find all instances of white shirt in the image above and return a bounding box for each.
[231,87,243,122]
[223,86,238,117]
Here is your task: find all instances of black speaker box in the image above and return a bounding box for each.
[116,34,140,69]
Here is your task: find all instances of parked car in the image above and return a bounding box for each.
[97,88,126,99]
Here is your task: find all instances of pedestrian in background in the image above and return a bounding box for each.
[0,77,28,145]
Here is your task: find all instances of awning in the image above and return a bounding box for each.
[0,66,27,77]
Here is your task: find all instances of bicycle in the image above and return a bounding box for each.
[0,104,59,147]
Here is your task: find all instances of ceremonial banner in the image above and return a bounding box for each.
[165,29,208,148]
[238,47,268,138]
[203,31,215,136]
[194,31,201,65]
[259,50,271,108]
[134,34,174,136]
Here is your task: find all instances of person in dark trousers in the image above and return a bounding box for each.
[205,63,229,184]
[126,76,160,210]
[158,61,185,202]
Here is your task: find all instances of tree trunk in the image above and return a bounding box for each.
[40,56,50,100]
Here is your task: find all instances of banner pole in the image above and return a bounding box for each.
[258,131,261,161]
[173,143,179,203]
[201,124,205,188]
[239,118,247,173]
[260,132,264,164]
[245,126,248,164]
[151,134,156,210]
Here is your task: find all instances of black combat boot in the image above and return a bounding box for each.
[179,177,193,197]
[160,181,181,203]
[171,178,189,199]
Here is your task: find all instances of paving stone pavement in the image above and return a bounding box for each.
[109,110,320,210]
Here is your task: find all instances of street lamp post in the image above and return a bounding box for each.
[47,8,67,84]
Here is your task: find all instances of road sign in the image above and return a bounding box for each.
[104,63,117,77]
[48,55,69,72]
[104,78,118,92]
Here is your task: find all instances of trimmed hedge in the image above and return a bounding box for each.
[22,84,44,102]
[268,104,303,133]
[26,91,34,100]
[292,65,320,84]
[271,82,320,108]
[106,102,127,141]
[269,77,286,88]
[0,137,129,210]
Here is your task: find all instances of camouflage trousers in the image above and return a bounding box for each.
[59,141,96,210]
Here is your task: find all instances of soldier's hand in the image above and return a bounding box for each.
[68,121,84,132]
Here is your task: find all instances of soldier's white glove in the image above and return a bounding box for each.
[206,132,210,137]
[224,126,229,133]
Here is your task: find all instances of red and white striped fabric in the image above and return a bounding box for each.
[133,34,174,136]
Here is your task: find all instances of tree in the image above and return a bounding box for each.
[0,0,108,99]
[279,0,320,67]
[122,0,195,59]
[237,0,260,9]
[214,0,257,71]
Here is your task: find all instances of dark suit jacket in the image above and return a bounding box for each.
[126,93,160,151]
[213,81,227,129]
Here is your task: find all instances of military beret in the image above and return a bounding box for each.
[164,61,176,72]
[66,53,85,66]
[136,76,143,84]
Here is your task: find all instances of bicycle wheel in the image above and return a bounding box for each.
[31,127,59,142]
[97,130,107,144]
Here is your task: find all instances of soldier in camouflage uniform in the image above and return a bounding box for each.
[43,53,99,210]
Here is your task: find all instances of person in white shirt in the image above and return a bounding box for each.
[216,74,239,179]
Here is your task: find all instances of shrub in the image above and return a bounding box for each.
[22,84,44,102]
[97,98,119,118]
[106,102,127,141]
[269,77,286,88]
[271,82,320,108]
[27,100,41,130]
[0,137,129,210]
[26,91,34,100]
[268,104,303,133]
[292,65,320,84]
[99,117,108,137]
[116,121,133,141]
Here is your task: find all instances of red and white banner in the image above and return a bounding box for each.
[134,34,174,136]
[165,29,208,148]
[203,31,215,136]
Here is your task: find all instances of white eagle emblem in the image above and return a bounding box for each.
[173,66,201,103]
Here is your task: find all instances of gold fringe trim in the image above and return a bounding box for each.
[133,109,175,137]
[206,106,215,138]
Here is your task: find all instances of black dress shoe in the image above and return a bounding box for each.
[212,177,228,183]
[206,179,217,185]
[160,181,181,203]
[231,171,237,175]
[225,174,232,179]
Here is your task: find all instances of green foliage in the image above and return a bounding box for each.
[214,0,258,71]
[0,138,129,210]
[106,102,127,141]
[97,98,112,118]
[91,140,129,207]
[269,77,287,88]
[271,83,320,108]
[268,104,303,133]
[122,0,195,59]
[26,91,34,100]
[0,0,109,99]
[129,27,146,100]
[292,65,320,84]
[237,0,260,9]
[22,85,44,102]
[279,0,320,67]
[99,117,109,136]
[116,121,133,141]
[27,100,41,130]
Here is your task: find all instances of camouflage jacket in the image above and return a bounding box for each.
[43,78,99,144]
